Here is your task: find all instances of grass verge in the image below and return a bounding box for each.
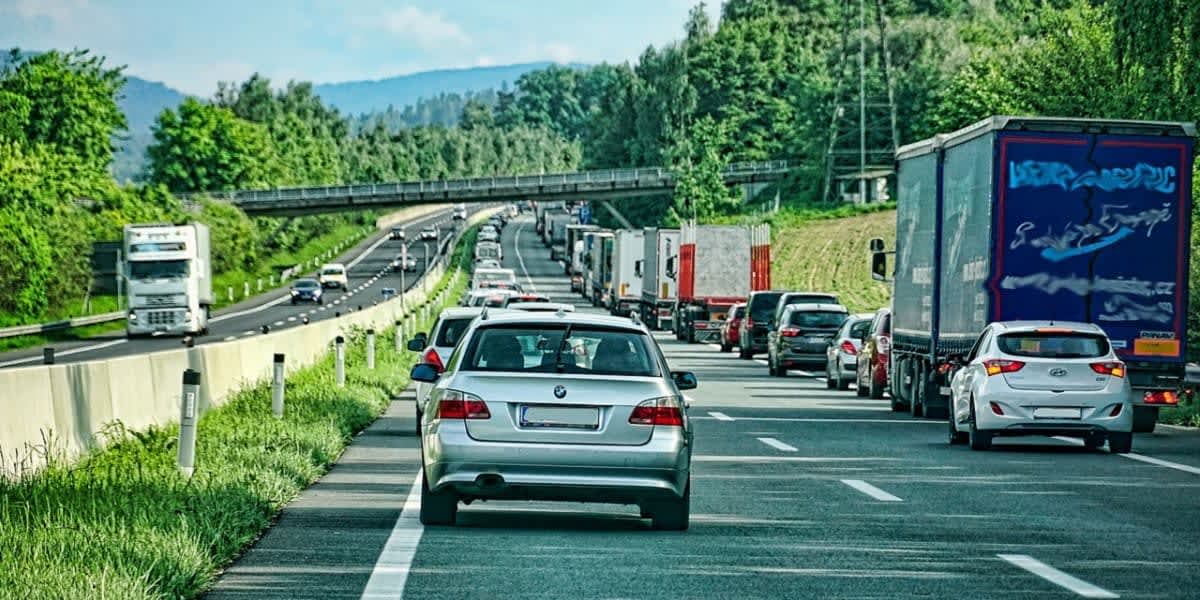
[0,227,476,599]
[770,209,895,313]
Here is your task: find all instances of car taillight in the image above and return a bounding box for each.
[423,347,444,373]
[437,390,490,419]
[780,327,801,338]
[1109,404,1123,417]
[1143,390,1179,405]
[989,402,1004,415]
[1089,361,1125,378]
[983,359,1025,376]
[840,341,857,355]
[744,317,754,330]
[877,336,890,353]
[628,397,684,427]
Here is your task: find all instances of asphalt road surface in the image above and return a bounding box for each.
[0,207,479,369]
[205,216,1200,600]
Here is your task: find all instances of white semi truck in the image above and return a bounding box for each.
[609,229,644,317]
[639,227,680,330]
[123,223,213,337]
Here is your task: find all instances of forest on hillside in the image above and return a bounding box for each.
[0,51,577,326]
[488,0,1200,227]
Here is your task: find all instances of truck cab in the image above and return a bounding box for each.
[124,223,212,337]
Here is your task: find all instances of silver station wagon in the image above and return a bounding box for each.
[410,309,696,530]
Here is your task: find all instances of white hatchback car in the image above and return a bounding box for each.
[948,321,1133,453]
[408,307,511,431]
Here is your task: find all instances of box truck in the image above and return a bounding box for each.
[610,229,645,317]
[639,228,680,330]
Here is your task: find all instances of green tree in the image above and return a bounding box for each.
[0,49,127,170]
[146,98,278,192]
[669,115,739,224]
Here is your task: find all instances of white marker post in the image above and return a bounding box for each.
[395,320,403,352]
[366,329,376,370]
[271,353,285,418]
[335,336,346,387]
[178,369,200,478]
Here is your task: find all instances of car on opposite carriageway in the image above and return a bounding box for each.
[289,278,324,305]
[409,310,696,529]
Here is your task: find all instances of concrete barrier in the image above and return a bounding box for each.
[0,207,496,476]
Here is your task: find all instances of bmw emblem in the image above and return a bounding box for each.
[553,385,567,399]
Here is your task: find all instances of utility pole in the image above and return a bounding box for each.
[822,0,899,205]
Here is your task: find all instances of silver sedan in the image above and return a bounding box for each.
[948,321,1134,453]
[410,311,695,529]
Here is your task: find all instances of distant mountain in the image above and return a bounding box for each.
[314,62,585,116]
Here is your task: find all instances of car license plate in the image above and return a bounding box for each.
[1033,407,1081,419]
[520,405,599,429]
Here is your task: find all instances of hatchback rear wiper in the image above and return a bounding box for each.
[554,324,574,373]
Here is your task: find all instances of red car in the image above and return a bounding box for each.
[719,303,746,353]
[856,307,891,400]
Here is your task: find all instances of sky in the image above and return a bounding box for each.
[0,0,723,95]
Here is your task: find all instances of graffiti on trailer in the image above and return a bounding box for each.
[1009,203,1173,262]
[1000,273,1175,298]
[1098,295,1174,324]
[1009,161,1177,194]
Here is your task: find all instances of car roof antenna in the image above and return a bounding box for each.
[480,306,489,321]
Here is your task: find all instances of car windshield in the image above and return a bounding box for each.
[788,311,847,329]
[322,267,343,276]
[464,325,660,376]
[748,292,783,322]
[293,279,319,289]
[434,317,474,347]
[129,259,188,280]
[997,332,1110,358]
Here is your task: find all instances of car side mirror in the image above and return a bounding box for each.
[672,371,698,391]
[410,363,441,383]
[406,333,427,352]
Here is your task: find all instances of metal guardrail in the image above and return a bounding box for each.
[0,311,125,339]
[179,160,792,205]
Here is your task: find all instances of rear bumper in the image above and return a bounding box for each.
[424,425,690,501]
[971,388,1133,433]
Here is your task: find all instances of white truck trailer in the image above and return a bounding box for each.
[123,223,213,337]
[609,229,645,317]
[639,228,680,330]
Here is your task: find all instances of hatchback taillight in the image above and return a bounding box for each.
[1089,361,1125,378]
[780,327,801,338]
[984,359,1025,376]
[840,341,857,355]
[424,347,444,373]
[629,397,684,426]
[437,390,490,419]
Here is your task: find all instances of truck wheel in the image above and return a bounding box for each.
[721,342,732,353]
[910,369,925,418]
[968,401,991,451]
[686,328,696,344]
[1132,405,1158,433]
[1108,432,1133,454]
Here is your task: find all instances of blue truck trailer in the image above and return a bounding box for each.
[874,116,1195,432]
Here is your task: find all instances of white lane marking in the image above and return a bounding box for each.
[1122,452,1200,476]
[242,330,256,336]
[223,336,236,341]
[0,338,129,368]
[756,437,798,452]
[692,416,938,424]
[1052,436,1200,476]
[287,317,297,322]
[841,479,903,502]
[360,469,424,599]
[998,554,1119,598]
[319,307,328,312]
[512,221,538,293]
[708,411,735,422]
[693,455,896,463]
[273,321,284,326]
[334,300,342,305]
[211,293,291,323]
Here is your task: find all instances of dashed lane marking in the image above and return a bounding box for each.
[841,479,903,502]
[756,437,798,452]
[998,554,1119,598]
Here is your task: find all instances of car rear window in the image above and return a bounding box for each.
[434,317,475,347]
[748,292,784,321]
[997,332,1110,358]
[788,310,847,329]
[463,325,660,376]
[849,319,872,339]
[782,293,838,309]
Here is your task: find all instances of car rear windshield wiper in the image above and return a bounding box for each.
[554,324,574,373]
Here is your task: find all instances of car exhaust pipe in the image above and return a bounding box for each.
[474,473,505,490]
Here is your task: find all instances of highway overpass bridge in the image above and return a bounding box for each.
[185,161,791,216]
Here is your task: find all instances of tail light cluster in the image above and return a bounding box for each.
[437,389,491,419]
[984,359,1025,376]
[424,347,445,373]
[1143,390,1179,405]
[780,327,802,338]
[1089,361,1125,378]
[840,341,857,355]
[629,397,684,426]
